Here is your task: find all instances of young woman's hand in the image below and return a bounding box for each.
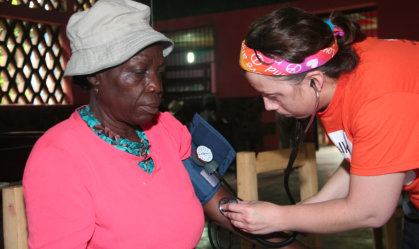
[222,200,283,234]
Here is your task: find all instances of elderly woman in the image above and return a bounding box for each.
[22,0,307,248]
[23,0,210,248]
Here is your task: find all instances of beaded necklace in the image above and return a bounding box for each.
[78,105,154,174]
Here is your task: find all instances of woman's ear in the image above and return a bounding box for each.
[306,71,326,92]
[86,74,100,88]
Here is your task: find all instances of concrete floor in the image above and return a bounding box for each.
[196,145,400,249]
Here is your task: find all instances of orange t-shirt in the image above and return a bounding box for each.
[318,37,419,209]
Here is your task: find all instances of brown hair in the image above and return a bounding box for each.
[245,7,366,81]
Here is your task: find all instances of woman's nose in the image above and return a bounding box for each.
[147,72,163,93]
[262,97,278,111]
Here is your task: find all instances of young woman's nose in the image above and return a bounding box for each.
[262,96,279,111]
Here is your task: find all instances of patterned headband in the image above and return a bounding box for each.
[239,20,343,76]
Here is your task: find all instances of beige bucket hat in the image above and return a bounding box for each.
[64,0,174,76]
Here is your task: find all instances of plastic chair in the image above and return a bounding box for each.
[2,185,28,249]
[236,143,322,249]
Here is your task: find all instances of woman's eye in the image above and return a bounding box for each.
[264,94,277,100]
[135,70,146,75]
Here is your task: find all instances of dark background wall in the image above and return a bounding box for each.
[149,0,295,21]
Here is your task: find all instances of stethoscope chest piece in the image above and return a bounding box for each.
[218,197,239,216]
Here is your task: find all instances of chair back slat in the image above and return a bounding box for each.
[256,147,307,174]
[2,185,28,249]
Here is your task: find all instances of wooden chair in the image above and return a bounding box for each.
[2,185,28,249]
[236,142,322,249]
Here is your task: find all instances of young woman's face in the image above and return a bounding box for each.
[245,72,318,119]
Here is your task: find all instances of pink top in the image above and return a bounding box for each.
[23,111,205,249]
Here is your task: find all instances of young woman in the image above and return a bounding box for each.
[223,7,419,249]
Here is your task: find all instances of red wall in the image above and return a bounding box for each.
[154,0,419,99]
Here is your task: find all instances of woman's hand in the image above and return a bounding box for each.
[222,171,406,235]
[222,200,282,234]
[204,188,310,248]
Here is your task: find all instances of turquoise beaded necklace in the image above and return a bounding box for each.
[78,105,155,174]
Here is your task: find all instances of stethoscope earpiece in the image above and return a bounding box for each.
[310,78,319,92]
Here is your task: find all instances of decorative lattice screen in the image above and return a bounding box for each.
[0,18,68,104]
[74,0,96,12]
[1,0,64,11]
[0,0,98,105]
[1,0,97,13]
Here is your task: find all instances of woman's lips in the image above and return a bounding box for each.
[140,105,159,115]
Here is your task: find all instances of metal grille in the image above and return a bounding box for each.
[162,26,215,101]
[0,18,68,104]
[2,0,63,11]
[320,7,378,37]
[345,8,377,37]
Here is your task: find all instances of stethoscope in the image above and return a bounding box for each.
[251,79,319,248]
[195,79,319,248]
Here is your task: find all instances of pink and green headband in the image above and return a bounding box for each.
[239,21,343,76]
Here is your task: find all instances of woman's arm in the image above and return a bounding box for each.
[223,171,405,234]
[301,159,350,205]
[23,147,94,249]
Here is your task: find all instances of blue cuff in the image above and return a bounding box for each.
[183,114,236,205]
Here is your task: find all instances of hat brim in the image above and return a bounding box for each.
[64,28,174,77]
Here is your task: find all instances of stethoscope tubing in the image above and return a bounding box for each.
[256,82,320,248]
[212,83,320,248]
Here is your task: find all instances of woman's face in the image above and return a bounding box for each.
[245,72,318,119]
[91,44,165,129]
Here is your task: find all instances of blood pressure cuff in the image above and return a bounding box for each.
[183,114,236,205]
